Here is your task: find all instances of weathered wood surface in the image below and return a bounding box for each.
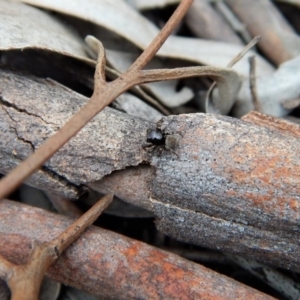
[0,68,152,197]
[0,200,274,300]
[1,68,300,271]
[91,112,300,271]
[149,113,300,271]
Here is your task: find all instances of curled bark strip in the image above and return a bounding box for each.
[0,200,274,300]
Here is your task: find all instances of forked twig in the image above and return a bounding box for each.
[0,194,113,300]
[0,0,194,199]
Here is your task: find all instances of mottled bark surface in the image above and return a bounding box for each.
[93,113,300,271]
[1,68,299,271]
[0,200,274,300]
[150,113,300,271]
[0,68,152,197]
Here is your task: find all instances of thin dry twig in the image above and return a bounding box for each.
[227,35,261,68]
[85,35,170,115]
[105,65,171,115]
[0,0,194,199]
[0,194,113,300]
[249,55,261,111]
[205,35,261,112]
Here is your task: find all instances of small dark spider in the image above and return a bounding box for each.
[143,128,180,158]
[146,128,165,145]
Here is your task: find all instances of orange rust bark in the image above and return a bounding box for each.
[90,112,300,271]
[0,200,274,299]
[242,111,300,139]
[149,113,300,271]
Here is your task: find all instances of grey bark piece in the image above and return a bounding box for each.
[152,199,300,272]
[0,104,78,198]
[0,68,151,193]
[147,113,300,270]
[2,68,300,270]
[92,112,300,271]
[150,114,300,232]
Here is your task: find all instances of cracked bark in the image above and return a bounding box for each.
[1,67,300,271]
[0,68,153,197]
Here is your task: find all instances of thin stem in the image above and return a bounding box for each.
[249,55,261,112]
[139,66,236,83]
[86,36,106,84]
[53,194,113,254]
[227,35,261,68]
[128,0,193,71]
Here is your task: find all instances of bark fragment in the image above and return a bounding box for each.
[0,200,274,300]
[1,68,300,272]
[0,68,152,196]
[91,112,300,271]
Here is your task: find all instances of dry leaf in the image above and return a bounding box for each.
[125,0,181,10]
[0,0,90,63]
[17,0,274,77]
[233,55,300,117]
[185,0,243,44]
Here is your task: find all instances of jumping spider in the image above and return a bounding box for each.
[143,128,180,157]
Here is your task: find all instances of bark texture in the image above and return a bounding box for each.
[0,68,152,197]
[149,114,300,271]
[1,68,300,271]
[0,200,274,300]
[93,113,300,271]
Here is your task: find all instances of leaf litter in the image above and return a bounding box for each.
[1,0,300,299]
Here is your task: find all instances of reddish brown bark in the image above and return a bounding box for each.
[0,200,274,299]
